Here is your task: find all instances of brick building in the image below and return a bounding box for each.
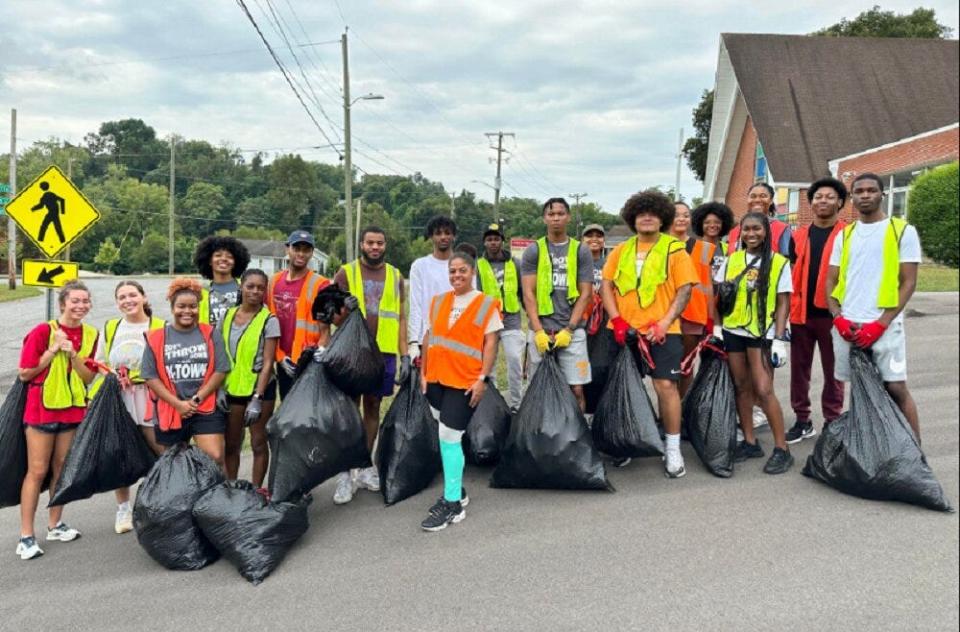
[703,34,959,227]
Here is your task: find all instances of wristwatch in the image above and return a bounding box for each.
[192,395,202,405]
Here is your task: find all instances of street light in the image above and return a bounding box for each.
[351,93,384,106]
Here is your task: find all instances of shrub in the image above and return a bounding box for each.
[909,161,958,267]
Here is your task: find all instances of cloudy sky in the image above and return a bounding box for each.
[2,0,958,214]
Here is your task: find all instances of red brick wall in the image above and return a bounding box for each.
[836,127,959,184]
[724,116,758,221]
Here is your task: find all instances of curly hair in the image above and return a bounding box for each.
[424,215,457,239]
[193,236,250,280]
[691,202,735,238]
[807,176,848,206]
[620,190,675,234]
[167,277,204,304]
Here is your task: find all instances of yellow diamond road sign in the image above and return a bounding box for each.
[23,259,80,288]
[5,165,101,258]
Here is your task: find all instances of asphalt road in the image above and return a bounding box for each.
[0,285,957,632]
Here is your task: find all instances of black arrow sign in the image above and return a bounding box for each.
[37,265,65,285]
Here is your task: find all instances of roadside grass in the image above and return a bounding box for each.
[0,285,42,302]
[918,264,959,292]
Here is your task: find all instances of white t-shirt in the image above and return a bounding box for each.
[828,219,921,324]
[447,290,504,334]
[407,255,454,344]
[715,253,793,339]
[96,318,151,372]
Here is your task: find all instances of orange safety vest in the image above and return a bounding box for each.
[728,219,788,255]
[681,238,716,325]
[145,325,217,432]
[790,221,845,325]
[266,270,329,363]
[425,292,500,390]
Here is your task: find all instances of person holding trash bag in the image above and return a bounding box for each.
[267,230,330,400]
[141,278,231,467]
[420,252,503,531]
[215,269,279,490]
[16,280,99,560]
[715,212,794,474]
[92,280,165,534]
[408,215,458,367]
[581,223,611,418]
[332,225,409,505]
[601,190,698,477]
[826,172,923,441]
[192,235,250,327]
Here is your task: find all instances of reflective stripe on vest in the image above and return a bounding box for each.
[222,306,271,397]
[145,325,217,431]
[425,292,498,389]
[721,251,788,337]
[789,222,845,324]
[342,260,401,354]
[831,217,907,309]
[476,257,520,314]
[535,237,579,316]
[612,234,684,308]
[42,321,98,410]
[681,238,716,325]
[267,270,329,362]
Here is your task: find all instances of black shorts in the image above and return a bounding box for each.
[27,422,78,434]
[155,412,226,446]
[723,331,763,353]
[631,334,684,382]
[425,383,476,431]
[226,379,277,406]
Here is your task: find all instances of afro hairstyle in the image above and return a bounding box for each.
[193,235,251,280]
[691,202,735,238]
[620,189,675,234]
[807,176,848,206]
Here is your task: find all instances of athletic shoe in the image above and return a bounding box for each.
[356,466,381,492]
[785,420,817,444]
[16,536,43,560]
[459,488,470,508]
[115,507,133,534]
[612,457,632,468]
[763,447,794,475]
[46,522,81,542]
[664,449,686,479]
[734,440,764,463]
[736,427,744,443]
[752,405,769,429]
[333,472,356,505]
[420,498,466,532]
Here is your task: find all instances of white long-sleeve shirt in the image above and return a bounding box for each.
[407,255,454,343]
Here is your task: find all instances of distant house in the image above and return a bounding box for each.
[239,239,332,276]
[704,34,959,225]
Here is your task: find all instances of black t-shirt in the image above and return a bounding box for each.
[791,225,833,319]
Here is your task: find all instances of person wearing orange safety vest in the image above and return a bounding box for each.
[420,252,503,532]
[785,177,847,445]
[266,230,330,400]
[141,278,230,467]
[727,182,793,255]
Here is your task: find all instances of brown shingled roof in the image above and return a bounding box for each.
[723,33,959,183]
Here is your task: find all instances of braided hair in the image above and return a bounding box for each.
[739,211,775,365]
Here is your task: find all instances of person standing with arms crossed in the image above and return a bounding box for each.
[408,216,459,366]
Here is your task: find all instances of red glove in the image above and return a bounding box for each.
[645,321,666,345]
[833,315,857,342]
[854,320,887,348]
[704,317,714,337]
[611,316,630,346]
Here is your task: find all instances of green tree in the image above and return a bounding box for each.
[131,233,170,273]
[682,90,713,182]
[93,238,121,272]
[908,161,958,267]
[84,118,167,178]
[180,181,226,235]
[815,5,952,37]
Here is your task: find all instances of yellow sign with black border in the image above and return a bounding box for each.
[23,259,80,288]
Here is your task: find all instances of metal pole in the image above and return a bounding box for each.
[493,132,503,220]
[675,127,684,201]
[65,158,73,262]
[342,31,354,263]
[7,109,17,290]
[168,134,176,274]
[355,199,362,249]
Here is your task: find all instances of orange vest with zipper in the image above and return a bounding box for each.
[790,221,845,325]
[425,292,500,390]
[681,238,716,325]
[266,270,329,363]
[145,325,216,432]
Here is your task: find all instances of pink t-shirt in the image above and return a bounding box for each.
[271,275,307,356]
[19,322,99,425]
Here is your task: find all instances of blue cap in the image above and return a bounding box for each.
[286,230,315,247]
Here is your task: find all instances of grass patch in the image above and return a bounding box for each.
[917,265,959,292]
[0,285,43,302]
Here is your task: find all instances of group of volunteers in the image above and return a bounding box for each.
[14,169,922,555]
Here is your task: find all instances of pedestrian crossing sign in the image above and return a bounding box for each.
[4,165,102,258]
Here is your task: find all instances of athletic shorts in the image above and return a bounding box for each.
[833,320,907,382]
[226,379,278,406]
[155,412,226,446]
[361,354,396,398]
[425,382,476,431]
[632,334,684,381]
[27,421,78,434]
[723,331,764,353]
[526,328,592,385]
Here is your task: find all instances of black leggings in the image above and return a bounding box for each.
[425,383,475,431]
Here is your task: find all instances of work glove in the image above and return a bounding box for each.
[645,321,667,345]
[279,357,298,377]
[833,315,858,342]
[534,329,552,354]
[704,317,715,337]
[553,328,573,349]
[854,320,887,349]
[216,389,229,412]
[408,342,420,360]
[611,316,631,346]
[770,339,788,369]
[712,325,724,341]
[312,346,326,362]
[396,355,412,385]
[344,295,359,311]
[243,397,262,426]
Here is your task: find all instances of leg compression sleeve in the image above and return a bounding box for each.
[438,422,465,503]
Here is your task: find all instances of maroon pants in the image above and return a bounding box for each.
[790,316,844,422]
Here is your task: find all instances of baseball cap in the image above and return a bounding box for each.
[483,223,505,239]
[285,230,315,247]
[581,223,605,237]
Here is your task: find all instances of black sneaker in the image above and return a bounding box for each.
[785,420,817,444]
[763,447,794,474]
[734,440,764,463]
[420,498,466,532]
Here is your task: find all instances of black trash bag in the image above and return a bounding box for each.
[682,343,738,478]
[268,360,371,502]
[0,380,29,509]
[592,346,664,459]
[49,374,157,506]
[133,444,225,570]
[463,382,512,465]
[803,348,954,512]
[491,352,610,491]
[377,371,439,505]
[320,309,385,397]
[584,328,616,415]
[193,480,310,585]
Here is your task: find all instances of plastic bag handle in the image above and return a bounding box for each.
[679,333,726,376]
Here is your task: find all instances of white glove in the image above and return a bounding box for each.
[408,342,420,360]
[279,358,298,377]
[312,346,326,362]
[770,339,788,369]
[712,325,724,340]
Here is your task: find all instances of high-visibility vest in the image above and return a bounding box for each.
[341,260,401,354]
[145,324,217,431]
[87,315,165,399]
[266,270,329,362]
[477,257,520,314]
[198,280,241,325]
[425,292,499,390]
[611,234,686,308]
[729,219,789,254]
[535,237,580,315]
[789,222,845,324]
[41,321,98,410]
[221,306,272,397]
[831,217,907,310]
[681,238,717,325]
[721,251,789,337]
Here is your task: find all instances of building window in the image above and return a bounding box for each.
[755,143,767,181]
[787,189,799,213]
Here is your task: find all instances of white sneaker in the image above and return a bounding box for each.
[16,536,44,560]
[115,507,133,534]
[664,448,686,479]
[737,427,745,442]
[46,522,81,542]
[356,466,381,492]
[333,472,356,505]
[752,405,769,429]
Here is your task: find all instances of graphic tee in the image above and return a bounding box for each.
[270,274,307,356]
[520,240,594,331]
[207,280,240,326]
[140,326,230,400]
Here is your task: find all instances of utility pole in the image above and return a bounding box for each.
[485,131,514,220]
[7,108,16,290]
[675,127,684,201]
[342,30,354,263]
[569,192,588,235]
[65,157,74,262]
[168,134,176,274]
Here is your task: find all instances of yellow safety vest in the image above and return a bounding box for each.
[88,316,165,398]
[535,237,580,316]
[832,217,907,309]
[722,251,789,337]
[612,234,685,307]
[341,260,401,355]
[222,306,272,397]
[198,280,240,325]
[42,321,98,410]
[477,257,520,314]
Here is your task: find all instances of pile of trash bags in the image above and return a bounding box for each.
[492,353,610,491]
[462,383,511,465]
[682,341,738,478]
[377,371,439,505]
[591,346,664,459]
[0,380,29,508]
[320,308,385,397]
[803,348,954,512]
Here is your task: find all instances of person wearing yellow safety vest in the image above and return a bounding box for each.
[332,225,409,505]
[193,235,250,327]
[581,223,611,418]
[601,191,699,477]
[476,222,524,412]
[521,197,595,412]
[714,212,794,475]
[93,280,165,535]
[215,269,279,492]
[16,281,99,561]
[826,172,923,441]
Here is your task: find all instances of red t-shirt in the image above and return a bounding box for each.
[19,323,99,425]
[271,275,307,356]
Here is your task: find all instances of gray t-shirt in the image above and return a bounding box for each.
[521,239,594,331]
[141,326,230,400]
[207,280,240,326]
[214,313,281,373]
[476,256,523,331]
